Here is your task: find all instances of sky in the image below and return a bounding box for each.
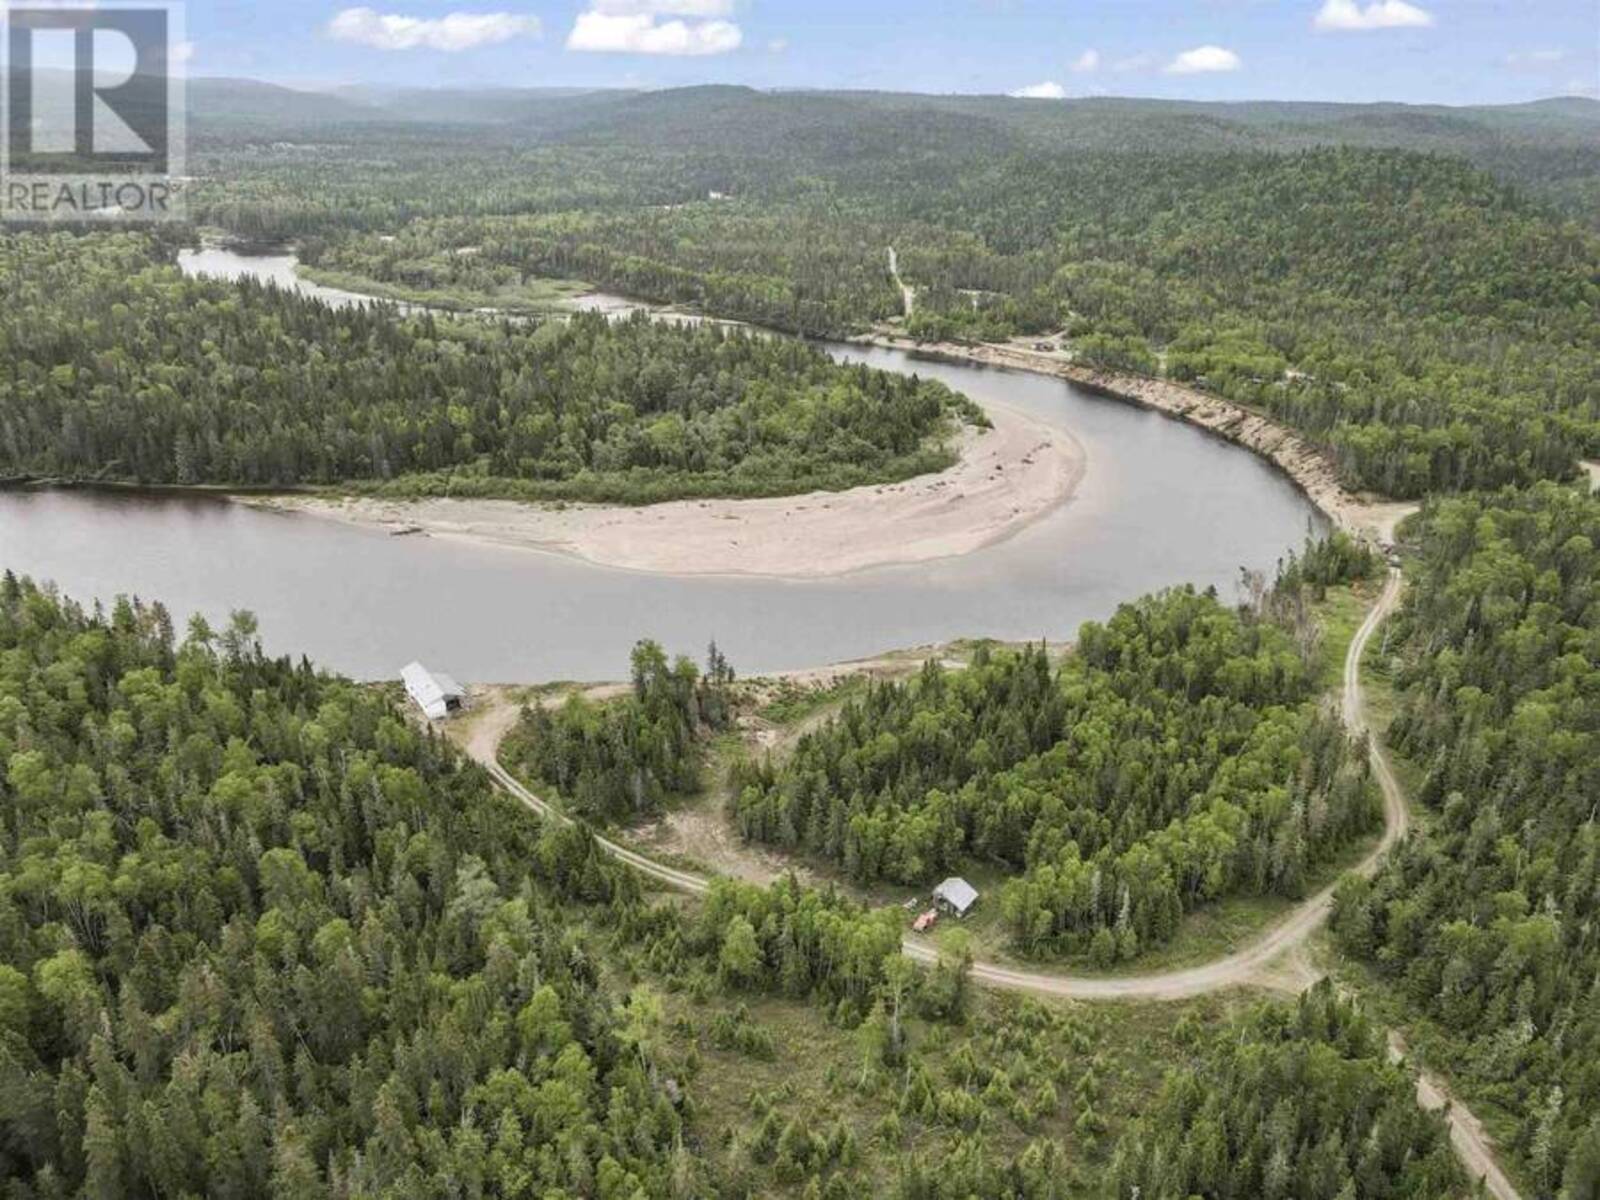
[183,0,1599,105]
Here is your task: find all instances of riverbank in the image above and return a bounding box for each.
[860,332,1393,541]
[251,397,1084,579]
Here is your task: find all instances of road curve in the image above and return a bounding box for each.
[471,568,1405,1000]
[470,548,1518,1197]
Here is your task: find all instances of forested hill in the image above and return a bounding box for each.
[191,81,1600,220]
[0,231,978,500]
[189,84,1600,499]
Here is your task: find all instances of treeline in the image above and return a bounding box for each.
[501,640,736,822]
[1105,981,1466,1199]
[269,127,1600,498]
[0,571,978,1196]
[1332,482,1600,1197]
[301,207,908,338]
[734,570,1381,964]
[0,231,979,502]
[0,572,687,1195]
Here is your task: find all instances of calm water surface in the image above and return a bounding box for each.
[0,251,1325,682]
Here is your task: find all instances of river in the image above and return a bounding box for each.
[0,249,1325,682]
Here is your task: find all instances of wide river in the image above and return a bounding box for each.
[0,249,1325,682]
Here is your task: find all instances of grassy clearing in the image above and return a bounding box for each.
[609,955,1251,1196]
[1313,579,1378,690]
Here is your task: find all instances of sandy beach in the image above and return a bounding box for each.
[251,398,1085,579]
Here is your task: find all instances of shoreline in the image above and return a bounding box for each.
[249,397,1086,580]
[855,332,1396,541]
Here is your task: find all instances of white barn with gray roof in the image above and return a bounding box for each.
[402,661,466,720]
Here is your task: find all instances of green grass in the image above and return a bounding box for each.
[617,960,1248,1196]
[1312,579,1378,690]
[755,674,872,726]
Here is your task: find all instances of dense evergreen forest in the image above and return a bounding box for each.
[502,640,736,823]
[1332,482,1600,1197]
[183,84,1600,499]
[731,570,1380,964]
[0,572,1475,1197]
[0,231,977,501]
[1105,981,1466,1199]
[7,77,1600,1195]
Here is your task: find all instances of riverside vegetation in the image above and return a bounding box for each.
[187,87,1600,500]
[0,231,979,503]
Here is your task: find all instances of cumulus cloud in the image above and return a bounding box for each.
[1313,0,1434,32]
[1070,49,1099,73]
[567,0,741,55]
[567,9,741,54]
[1010,80,1066,99]
[328,7,539,51]
[1164,45,1240,74]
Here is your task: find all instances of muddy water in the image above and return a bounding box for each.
[0,251,1324,682]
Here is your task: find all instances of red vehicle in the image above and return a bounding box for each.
[912,909,939,933]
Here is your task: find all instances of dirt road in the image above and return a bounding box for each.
[461,568,1520,1198]
[1391,1032,1523,1200]
[465,575,1406,996]
[888,246,914,317]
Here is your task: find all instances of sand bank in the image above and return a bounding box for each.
[250,399,1084,579]
[861,334,1398,541]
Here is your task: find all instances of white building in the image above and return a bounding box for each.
[401,661,466,720]
[933,877,979,917]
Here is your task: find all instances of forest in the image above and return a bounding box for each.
[1331,481,1600,1198]
[501,640,737,823]
[180,85,1600,499]
[0,572,1480,1197]
[731,576,1380,965]
[0,231,978,502]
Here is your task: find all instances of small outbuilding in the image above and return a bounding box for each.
[933,876,979,918]
[402,661,466,720]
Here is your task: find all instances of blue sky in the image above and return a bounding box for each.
[187,1,1598,105]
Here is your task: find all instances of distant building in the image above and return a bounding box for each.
[402,661,466,720]
[933,877,979,917]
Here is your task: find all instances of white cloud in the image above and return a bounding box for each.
[1164,45,1241,74]
[1070,49,1099,74]
[767,37,789,54]
[1313,0,1434,32]
[567,10,741,54]
[171,39,196,64]
[328,7,539,51]
[1010,80,1066,99]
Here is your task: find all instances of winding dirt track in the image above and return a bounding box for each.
[466,569,1522,1198]
[468,568,1404,997]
